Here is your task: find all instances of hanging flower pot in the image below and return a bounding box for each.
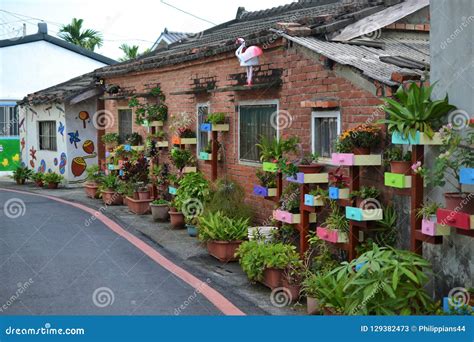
[390,161,412,175]
[298,164,324,174]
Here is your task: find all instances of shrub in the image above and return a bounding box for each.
[206,112,226,124]
[205,178,254,220]
[198,211,249,242]
[43,172,64,185]
[101,133,119,144]
[11,166,33,182]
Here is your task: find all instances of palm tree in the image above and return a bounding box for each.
[58,18,103,52]
[118,44,151,62]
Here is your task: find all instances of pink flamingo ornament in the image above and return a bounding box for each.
[235,38,263,86]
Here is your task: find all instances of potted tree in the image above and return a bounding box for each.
[150,199,170,221]
[384,146,412,175]
[11,166,33,185]
[31,172,45,187]
[100,174,123,205]
[84,165,104,199]
[43,172,64,189]
[102,133,120,151]
[198,211,249,262]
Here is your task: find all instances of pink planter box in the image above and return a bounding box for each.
[273,210,316,225]
[331,153,354,166]
[421,219,450,236]
[316,227,348,244]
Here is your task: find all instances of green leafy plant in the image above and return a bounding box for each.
[205,178,254,220]
[43,172,64,186]
[379,82,457,139]
[85,165,104,184]
[236,241,300,282]
[277,157,299,178]
[372,205,398,247]
[329,167,349,188]
[383,146,412,163]
[299,153,319,165]
[206,112,226,124]
[125,132,143,146]
[350,186,380,200]
[31,172,45,183]
[198,211,249,242]
[256,169,277,188]
[170,148,192,171]
[256,136,299,162]
[336,124,382,152]
[323,201,349,232]
[101,133,120,144]
[128,87,167,125]
[11,166,33,182]
[100,173,122,191]
[278,183,300,213]
[313,245,435,315]
[416,202,441,220]
[309,186,328,199]
[152,199,169,205]
[174,172,210,214]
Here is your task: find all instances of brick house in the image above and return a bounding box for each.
[96,0,430,223]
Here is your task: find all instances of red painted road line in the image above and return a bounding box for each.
[0,188,246,316]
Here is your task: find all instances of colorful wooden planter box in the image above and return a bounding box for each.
[199,152,212,160]
[262,162,278,173]
[171,136,197,145]
[329,187,350,200]
[107,164,119,171]
[253,185,277,198]
[316,227,348,244]
[149,121,164,127]
[200,123,230,132]
[391,131,442,145]
[168,186,177,195]
[157,141,169,148]
[183,166,197,174]
[272,210,316,225]
[460,168,474,185]
[346,206,383,221]
[331,153,382,166]
[384,172,412,189]
[286,172,329,184]
[437,208,473,230]
[421,219,450,236]
[304,194,325,207]
[131,145,145,152]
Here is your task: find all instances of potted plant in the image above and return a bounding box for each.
[11,166,33,185]
[186,217,199,237]
[201,112,229,132]
[84,165,104,198]
[31,172,45,187]
[317,202,350,244]
[335,124,381,155]
[100,174,123,205]
[169,112,197,144]
[416,202,450,236]
[256,136,299,172]
[273,183,311,224]
[135,182,150,200]
[129,87,167,126]
[304,186,328,207]
[350,186,381,207]
[198,211,249,262]
[379,82,456,143]
[170,148,192,173]
[298,153,323,174]
[282,259,305,302]
[150,199,170,221]
[328,167,350,200]
[126,132,143,146]
[254,170,277,197]
[102,133,120,151]
[169,198,186,229]
[384,146,412,175]
[43,172,64,189]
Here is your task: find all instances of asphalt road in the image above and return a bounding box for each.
[0,190,226,315]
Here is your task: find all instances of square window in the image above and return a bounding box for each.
[38,121,57,151]
[312,111,340,158]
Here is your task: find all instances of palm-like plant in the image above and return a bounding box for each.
[118,44,139,61]
[58,18,103,52]
[256,135,299,162]
[379,82,456,139]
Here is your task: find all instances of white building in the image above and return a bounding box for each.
[0,23,115,172]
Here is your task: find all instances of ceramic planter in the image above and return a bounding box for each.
[199,152,212,161]
[444,193,474,213]
[169,211,185,229]
[421,218,450,236]
[329,187,350,200]
[317,227,348,243]
[286,172,329,184]
[102,191,123,206]
[263,268,284,289]
[16,179,26,185]
[150,204,170,221]
[126,197,152,215]
[307,297,320,315]
[390,161,412,175]
[273,210,317,224]
[46,182,59,189]
[186,224,198,237]
[253,185,277,197]
[384,172,412,189]
[84,183,99,198]
[346,206,383,221]
[331,153,382,166]
[304,194,325,207]
[206,240,242,262]
[391,131,442,145]
[35,180,44,187]
[262,162,278,173]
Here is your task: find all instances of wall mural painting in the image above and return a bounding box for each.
[58,122,65,137]
[68,130,81,149]
[1,159,8,167]
[38,159,46,173]
[45,106,52,116]
[59,153,67,175]
[71,140,97,178]
[18,117,25,133]
[20,137,25,152]
[77,111,90,129]
[53,158,58,166]
[29,147,37,168]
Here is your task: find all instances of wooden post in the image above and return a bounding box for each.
[411,145,424,255]
[96,99,106,163]
[211,131,218,181]
[299,183,310,258]
[348,166,360,260]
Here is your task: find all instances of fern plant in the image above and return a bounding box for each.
[198,211,249,242]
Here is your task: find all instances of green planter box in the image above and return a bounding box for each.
[384,172,412,189]
[262,162,278,173]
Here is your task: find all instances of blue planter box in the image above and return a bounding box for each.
[304,194,324,207]
[460,168,474,185]
[168,186,177,195]
[253,185,276,197]
[329,187,350,200]
[200,123,212,132]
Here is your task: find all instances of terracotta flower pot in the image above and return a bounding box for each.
[306,297,320,315]
[353,147,370,155]
[282,278,301,302]
[444,192,474,213]
[263,268,284,289]
[206,240,242,262]
[126,197,151,215]
[390,161,412,175]
[102,191,123,206]
[16,179,26,185]
[84,183,99,198]
[169,211,185,229]
[35,180,44,187]
[150,204,170,221]
[137,190,150,201]
[298,164,324,174]
[47,182,59,189]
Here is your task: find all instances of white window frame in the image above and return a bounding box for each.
[237,99,279,166]
[196,102,210,153]
[0,105,19,137]
[311,110,341,162]
[38,120,57,151]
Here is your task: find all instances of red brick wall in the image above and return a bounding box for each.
[104,41,387,223]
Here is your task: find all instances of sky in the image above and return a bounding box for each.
[0,0,294,59]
